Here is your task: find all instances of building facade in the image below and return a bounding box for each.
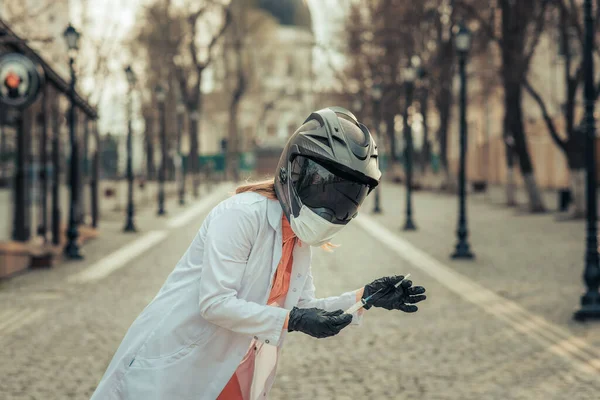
[199,0,315,163]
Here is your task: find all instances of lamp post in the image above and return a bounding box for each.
[124,65,137,232]
[451,23,474,260]
[63,23,83,259]
[402,56,419,231]
[574,0,600,320]
[177,97,186,206]
[155,84,167,216]
[370,84,383,214]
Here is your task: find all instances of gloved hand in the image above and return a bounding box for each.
[287,307,352,339]
[362,275,426,312]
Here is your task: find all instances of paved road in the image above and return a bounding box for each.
[1,182,600,399]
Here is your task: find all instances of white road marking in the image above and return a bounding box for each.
[0,307,46,336]
[67,183,234,284]
[355,214,600,375]
[67,230,168,283]
[166,183,234,229]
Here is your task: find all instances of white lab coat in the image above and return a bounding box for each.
[90,192,361,400]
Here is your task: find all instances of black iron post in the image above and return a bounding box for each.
[39,90,49,241]
[451,24,474,260]
[64,24,83,259]
[177,101,186,206]
[64,55,82,258]
[574,0,600,321]
[402,60,417,231]
[0,107,5,181]
[91,122,99,229]
[124,66,137,232]
[79,117,89,224]
[370,85,383,214]
[51,101,61,245]
[12,111,29,241]
[156,84,167,216]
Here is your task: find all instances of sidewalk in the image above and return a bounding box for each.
[362,182,600,346]
[0,181,216,292]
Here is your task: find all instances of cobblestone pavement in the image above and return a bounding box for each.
[1,182,600,399]
[361,183,600,346]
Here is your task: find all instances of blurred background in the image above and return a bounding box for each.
[2,0,600,399]
[0,0,595,245]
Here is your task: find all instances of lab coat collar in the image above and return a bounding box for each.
[266,198,283,231]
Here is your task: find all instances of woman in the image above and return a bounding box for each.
[90,107,426,400]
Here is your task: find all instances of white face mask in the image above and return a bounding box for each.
[289,205,346,247]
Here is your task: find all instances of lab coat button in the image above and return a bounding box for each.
[292,288,297,292]
[297,273,302,278]
[265,339,270,344]
[254,336,258,340]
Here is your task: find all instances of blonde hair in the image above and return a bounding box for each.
[235,178,277,199]
[234,178,339,252]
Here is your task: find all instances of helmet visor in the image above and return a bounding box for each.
[290,155,370,224]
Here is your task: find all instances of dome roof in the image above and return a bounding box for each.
[255,0,312,31]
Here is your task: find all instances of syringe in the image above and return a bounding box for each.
[344,274,411,314]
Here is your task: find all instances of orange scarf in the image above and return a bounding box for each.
[267,214,297,305]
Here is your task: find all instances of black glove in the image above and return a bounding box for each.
[362,275,426,312]
[287,307,352,339]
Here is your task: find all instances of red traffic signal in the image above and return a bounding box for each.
[4,71,21,90]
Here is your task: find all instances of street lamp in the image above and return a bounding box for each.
[402,56,419,231]
[124,65,137,232]
[177,96,186,206]
[370,83,383,214]
[155,83,167,216]
[63,23,83,259]
[451,23,475,260]
[574,0,600,320]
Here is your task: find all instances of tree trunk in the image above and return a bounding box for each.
[505,145,517,206]
[146,140,155,180]
[505,83,545,212]
[421,89,430,174]
[227,100,240,182]
[385,111,396,163]
[565,134,586,217]
[189,109,199,198]
[437,102,451,191]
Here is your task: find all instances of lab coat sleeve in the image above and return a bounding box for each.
[198,205,289,345]
[296,267,363,325]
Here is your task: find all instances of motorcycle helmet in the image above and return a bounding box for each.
[274,106,381,226]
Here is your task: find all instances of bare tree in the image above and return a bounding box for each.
[522,1,600,217]
[343,0,462,186]
[78,0,124,109]
[172,0,231,196]
[130,0,185,180]
[1,0,57,42]
[458,0,550,212]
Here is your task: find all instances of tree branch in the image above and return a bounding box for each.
[564,0,584,48]
[454,1,501,45]
[523,78,566,151]
[199,5,232,71]
[522,1,550,72]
